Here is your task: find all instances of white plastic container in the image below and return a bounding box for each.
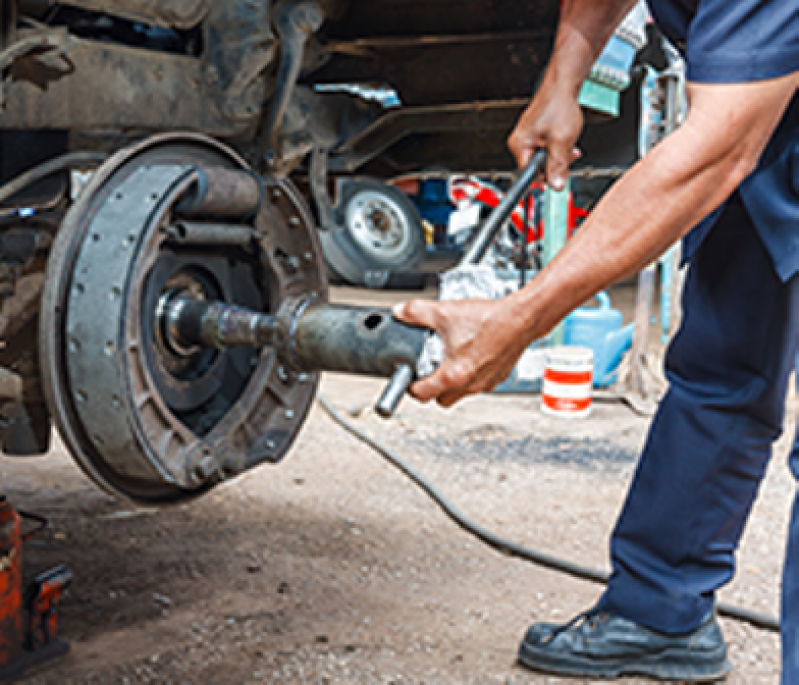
[541,346,594,418]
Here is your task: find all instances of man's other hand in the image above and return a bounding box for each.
[507,81,584,189]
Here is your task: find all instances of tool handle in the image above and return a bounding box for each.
[459,149,547,267]
[375,364,416,419]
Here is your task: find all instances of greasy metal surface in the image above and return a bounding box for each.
[40,133,326,505]
[0,369,22,402]
[60,0,210,29]
[0,38,250,135]
[165,222,257,249]
[290,301,427,377]
[0,0,563,174]
[259,0,325,170]
[159,295,428,379]
[202,0,274,122]
[176,167,262,219]
[161,296,276,352]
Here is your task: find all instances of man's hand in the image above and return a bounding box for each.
[392,298,532,408]
[507,0,637,181]
[508,82,584,189]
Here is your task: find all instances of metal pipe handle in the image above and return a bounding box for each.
[459,149,547,267]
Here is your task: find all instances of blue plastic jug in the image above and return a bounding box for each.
[563,291,634,388]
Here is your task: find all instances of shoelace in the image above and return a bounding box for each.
[542,606,609,644]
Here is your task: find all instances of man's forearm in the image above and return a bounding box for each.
[545,0,639,97]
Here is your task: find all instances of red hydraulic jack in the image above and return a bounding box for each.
[0,496,71,681]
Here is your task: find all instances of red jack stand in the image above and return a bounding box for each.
[0,497,71,681]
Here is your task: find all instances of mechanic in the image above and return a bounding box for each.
[394,0,798,681]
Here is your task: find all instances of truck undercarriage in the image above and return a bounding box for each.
[0,0,664,504]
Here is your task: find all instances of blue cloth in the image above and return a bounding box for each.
[601,195,799,635]
[648,0,799,281]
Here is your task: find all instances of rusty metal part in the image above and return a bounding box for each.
[159,294,275,352]
[0,38,251,135]
[202,0,275,121]
[0,369,22,402]
[0,272,44,342]
[39,133,326,505]
[0,26,74,106]
[288,300,426,377]
[0,152,107,207]
[1,345,50,456]
[258,0,325,171]
[59,0,210,30]
[175,167,263,219]
[158,295,428,380]
[164,222,257,249]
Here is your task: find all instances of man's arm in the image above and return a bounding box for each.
[395,72,798,407]
[508,0,638,189]
[509,75,797,339]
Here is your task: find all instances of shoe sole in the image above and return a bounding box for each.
[518,641,733,682]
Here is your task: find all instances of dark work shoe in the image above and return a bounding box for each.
[518,608,732,682]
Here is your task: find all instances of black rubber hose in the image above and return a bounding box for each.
[317,393,780,634]
[0,152,109,207]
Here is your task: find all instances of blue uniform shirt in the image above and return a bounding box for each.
[647,0,799,281]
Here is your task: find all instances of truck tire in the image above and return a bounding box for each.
[320,178,426,288]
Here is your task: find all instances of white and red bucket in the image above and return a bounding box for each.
[541,346,594,418]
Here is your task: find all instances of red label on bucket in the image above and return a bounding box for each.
[543,368,593,385]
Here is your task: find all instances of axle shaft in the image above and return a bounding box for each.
[157,295,428,382]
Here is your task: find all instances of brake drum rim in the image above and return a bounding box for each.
[40,133,325,504]
[63,164,212,487]
[40,135,244,502]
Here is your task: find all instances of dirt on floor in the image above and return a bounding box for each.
[4,285,793,684]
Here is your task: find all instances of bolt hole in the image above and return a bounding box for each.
[363,313,384,331]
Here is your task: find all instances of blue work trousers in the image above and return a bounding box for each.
[784,441,799,683]
[597,195,799,666]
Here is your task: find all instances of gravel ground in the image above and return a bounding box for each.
[1,285,792,683]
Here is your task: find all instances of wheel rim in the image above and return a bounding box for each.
[345,188,414,264]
